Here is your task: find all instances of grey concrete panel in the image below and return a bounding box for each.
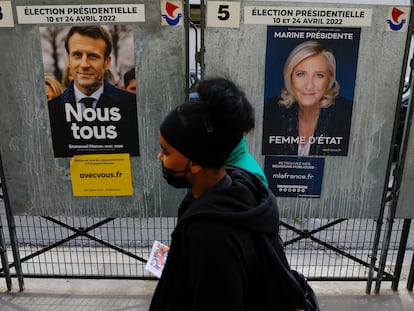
[204,2,408,218]
[0,0,187,217]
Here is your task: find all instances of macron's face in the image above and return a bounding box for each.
[67,33,111,95]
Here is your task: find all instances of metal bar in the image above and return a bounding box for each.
[190,21,199,79]
[0,203,12,290]
[7,274,157,280]
[4,214,148,276]
[366,215,384,293]
[3,215,147,272]
[280,220,390,276]
[374,215,395,294]
[5,273,389,282]
[310,276,394,282]
[1,217,116,268]
[0,153,24,291]
[4,224,105,267]
[392,219,411,290]
[82,233,147,264]
[281,219,346,245]
[199,0,205,79]
[41,216,115,232]
[5,227,147,267]
[184,0,190,98]
[43,216,147,262]
[407,251,414,291]
[4,230,87,268]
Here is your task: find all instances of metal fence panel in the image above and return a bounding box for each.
[0,0,413,294]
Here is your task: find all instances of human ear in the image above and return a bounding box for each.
[105,55,112,69]
[190,163,203,174]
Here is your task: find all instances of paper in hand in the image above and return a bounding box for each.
[145,240,170,278]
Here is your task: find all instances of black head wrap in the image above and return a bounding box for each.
[160,101,242,168]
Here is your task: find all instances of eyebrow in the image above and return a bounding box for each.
[294,69,327,74]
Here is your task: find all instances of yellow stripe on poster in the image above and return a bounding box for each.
[70,153,133,196]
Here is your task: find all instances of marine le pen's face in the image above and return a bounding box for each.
[291,54,331,108]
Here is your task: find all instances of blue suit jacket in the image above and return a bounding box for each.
[48,80,139,157]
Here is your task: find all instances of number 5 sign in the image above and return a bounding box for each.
[207,1,240,28]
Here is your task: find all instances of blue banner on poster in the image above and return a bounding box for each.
[265,156,325,198]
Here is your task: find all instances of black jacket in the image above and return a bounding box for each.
[262,96,353,156]
[48,80,139,157]
[149,166,306,311]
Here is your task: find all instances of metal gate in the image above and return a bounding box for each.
[1,0,413,295]
[1,156,413,292]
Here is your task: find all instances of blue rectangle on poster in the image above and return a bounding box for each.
[265,156,325,198]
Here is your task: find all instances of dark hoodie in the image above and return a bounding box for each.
[149,166,306,311]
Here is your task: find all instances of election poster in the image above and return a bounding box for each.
[40,25,140,157]
[262,26,361,156]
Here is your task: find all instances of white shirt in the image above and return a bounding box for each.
[298,140,311,156]
[74,84,104,109]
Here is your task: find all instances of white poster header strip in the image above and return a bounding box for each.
[246,0,410,5]
[244,7,372,27]
[16,4,145,24]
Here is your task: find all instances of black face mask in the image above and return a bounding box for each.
[161,160,191,189]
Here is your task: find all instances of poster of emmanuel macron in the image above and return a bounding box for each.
[262,26,360,156]
[41,25,139,157]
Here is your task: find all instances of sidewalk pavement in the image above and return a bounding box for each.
[0,250,413,310]
[0,277,413,310]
